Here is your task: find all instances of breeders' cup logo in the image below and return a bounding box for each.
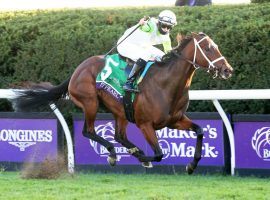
[89,122,130,161]
[0,129,53,151]
[158,139,171,159]
[251,127,270,161]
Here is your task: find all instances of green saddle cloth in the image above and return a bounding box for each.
[96,54,128,102]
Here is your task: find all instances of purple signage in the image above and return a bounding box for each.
[74,117,224,166]
[0,118,58,162]
[234,122,270,169]
[151,120,224,166]
[74,120,147,165]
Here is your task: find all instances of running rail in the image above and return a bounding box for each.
[189,89,270,175]
[1,89,270,175]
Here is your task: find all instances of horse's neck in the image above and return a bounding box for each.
[168,59,195,95]
[172,43,196,92]
[164,60,195,118]
[155,49,196,116]
[163,42,196,93]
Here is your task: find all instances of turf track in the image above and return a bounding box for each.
[0,172,269,199]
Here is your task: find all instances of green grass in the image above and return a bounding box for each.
[0,172,269,200]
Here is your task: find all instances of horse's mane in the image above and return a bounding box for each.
[157,35,193,65]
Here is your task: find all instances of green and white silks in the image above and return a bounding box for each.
[117,18,172,62]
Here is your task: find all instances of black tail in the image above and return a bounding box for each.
[12,77,71,111]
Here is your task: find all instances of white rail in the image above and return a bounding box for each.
[189,89,270,100]
[190,89,270,175]
[1,89,270,175]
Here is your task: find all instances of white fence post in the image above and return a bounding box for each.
[212,99,235,176]
[50,103,74,174]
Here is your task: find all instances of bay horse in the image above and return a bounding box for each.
[13,32,233,174]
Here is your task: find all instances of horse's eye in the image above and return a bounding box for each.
[205,47,210,52]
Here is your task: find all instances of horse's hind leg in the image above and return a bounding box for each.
[173,115,204,174]
[82,100,117,166]
[114,118,152,168]
[186,123,203,174]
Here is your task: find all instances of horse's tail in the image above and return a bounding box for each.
[11,77,71,111]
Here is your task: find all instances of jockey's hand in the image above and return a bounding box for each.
[139,16,150,25]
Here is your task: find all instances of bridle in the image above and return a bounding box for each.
[174,35,226,78]
[193,36,226,78]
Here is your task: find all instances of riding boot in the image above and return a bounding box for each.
[123,59,146,92]
[123,75,138,92]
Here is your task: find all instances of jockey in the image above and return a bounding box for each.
[117,10,177,92]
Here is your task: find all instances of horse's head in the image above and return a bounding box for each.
[192,32,233,79]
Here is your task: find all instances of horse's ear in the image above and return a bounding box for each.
[176,33,184,45]
[191,32,198,37]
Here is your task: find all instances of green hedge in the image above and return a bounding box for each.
[251,0,270,3]
[0,4,270,114]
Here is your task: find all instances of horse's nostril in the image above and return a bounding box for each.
[224,69,232,74]
[222,68,232,79]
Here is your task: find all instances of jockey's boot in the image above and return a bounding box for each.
[123,58,146,93]
[123,76,138,92]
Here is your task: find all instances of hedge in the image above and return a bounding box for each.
[0,4,270,114]
[251,0,270,3]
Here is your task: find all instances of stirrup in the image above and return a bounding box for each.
[123,84,139,93]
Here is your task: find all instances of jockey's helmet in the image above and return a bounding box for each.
[158,10,177,35]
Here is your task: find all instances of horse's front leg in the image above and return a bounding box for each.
[114,118,152,168]
[137,123,163,163]
[172,115,204,174]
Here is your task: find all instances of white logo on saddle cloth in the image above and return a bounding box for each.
[89,122,130,161]
[101,57,118,81]
[251,127,270,161]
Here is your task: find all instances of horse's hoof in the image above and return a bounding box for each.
[186,163,194,175]
[142,162,153,168]
[107,156,117,166]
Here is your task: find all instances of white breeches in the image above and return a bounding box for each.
[117,42,165,62]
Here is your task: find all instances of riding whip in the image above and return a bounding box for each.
[105,16,150,57]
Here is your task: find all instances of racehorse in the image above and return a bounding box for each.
[13,32,233,174]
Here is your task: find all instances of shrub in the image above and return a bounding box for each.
[0,4,269,113]
[251,0,270,3]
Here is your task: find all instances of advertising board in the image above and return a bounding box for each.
[0,113,58,166]
[74,113,225,168]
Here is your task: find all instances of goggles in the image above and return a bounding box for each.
[160,23,173,30]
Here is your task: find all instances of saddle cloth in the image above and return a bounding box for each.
[96,54,154,102]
